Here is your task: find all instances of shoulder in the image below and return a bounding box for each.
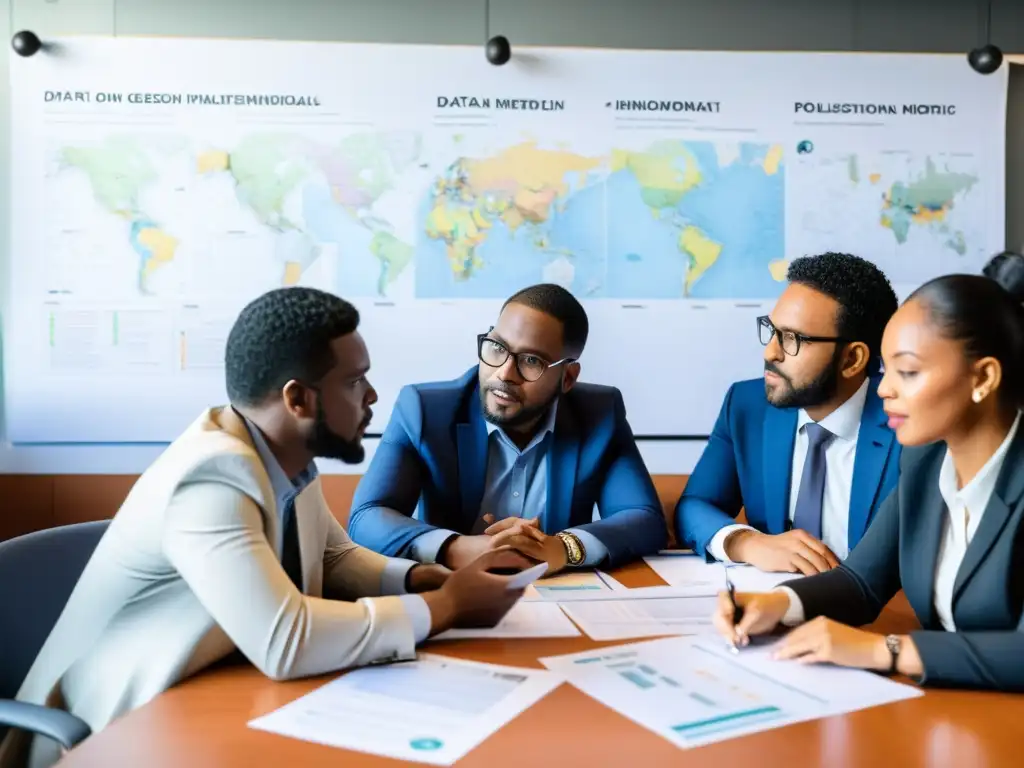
[896,440,945,481]
[395,368,477,415]
[564,382,624,416]
[138,413,275,513]
[722,378,772,415]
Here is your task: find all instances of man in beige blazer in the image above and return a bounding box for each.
[2,287,528,768]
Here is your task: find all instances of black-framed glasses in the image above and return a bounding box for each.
[757,315,848,357]
[477,332,574,382]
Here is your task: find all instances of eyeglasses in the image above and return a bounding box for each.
[757,315,848,357]
[477,333,574,382]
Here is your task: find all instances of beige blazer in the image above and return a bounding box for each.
[0,407,418,768]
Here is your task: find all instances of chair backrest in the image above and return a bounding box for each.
[0,521,109,700]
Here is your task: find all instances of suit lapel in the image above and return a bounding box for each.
[901,448,946,627]
[545,404,579,534]
[952,429,1024,603]
[457,392,489,529]
[762,405,797,533]
[293,483,325,595]
[848,383,897,547]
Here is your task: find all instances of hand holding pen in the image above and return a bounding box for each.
[713,573,792,650]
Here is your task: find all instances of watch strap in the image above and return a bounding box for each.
[556,531,586,566]
[884,634,901,673]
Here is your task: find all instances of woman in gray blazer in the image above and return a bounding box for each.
[715,269,1024,691]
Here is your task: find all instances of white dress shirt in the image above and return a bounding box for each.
[779,410,1022,628]
[708,377,870,562]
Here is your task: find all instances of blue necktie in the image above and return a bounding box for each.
[281,499,303,592]
[791,422,833,539]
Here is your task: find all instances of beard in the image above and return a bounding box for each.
[480,380,557,430]
[764,350,841,410]
[305,398,369,464]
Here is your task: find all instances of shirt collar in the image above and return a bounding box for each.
[485,399,559,452]
[939,410,1022,514]
[238,410,319,503]
[796,377,870,441]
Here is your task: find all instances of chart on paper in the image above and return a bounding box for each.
[540,636,923,750]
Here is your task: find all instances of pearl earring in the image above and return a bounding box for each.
[972,390,984,403]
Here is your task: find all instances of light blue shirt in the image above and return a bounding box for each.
[243,415,431,643]
[410,403,610,566]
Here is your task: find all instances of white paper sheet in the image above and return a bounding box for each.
[559,596,719,640]
[644,552,804,594]
[248,654,563,765]
[540,636,923,750]
[432,600,581,640]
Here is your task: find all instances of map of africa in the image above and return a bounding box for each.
[51,131,426,299]
[792,149,986,287]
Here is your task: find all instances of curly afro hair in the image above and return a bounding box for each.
[224,287,359,406]
[786,252,898,371]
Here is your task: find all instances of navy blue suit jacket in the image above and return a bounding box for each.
[788,430,1024,691]
[675,376,900,559]
[348,368,667,566]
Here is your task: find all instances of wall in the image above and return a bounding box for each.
[1,0,1021,532]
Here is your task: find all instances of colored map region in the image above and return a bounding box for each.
[417,139,606,298]
[200,131,424,295]
[606,140,786,299]
[59,137,182,294]
[880,157,978,252]
[53,131,426,299]
[792,150,989,286]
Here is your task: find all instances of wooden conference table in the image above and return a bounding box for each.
[57,562,1020,767]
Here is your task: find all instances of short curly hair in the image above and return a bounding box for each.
[786,252,898,369]
[225,287,360,406]
[503,283,589,358]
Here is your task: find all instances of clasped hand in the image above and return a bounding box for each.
[443,515,568,573]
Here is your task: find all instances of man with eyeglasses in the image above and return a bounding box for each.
[675,252,901,574]
[349,283,667,574]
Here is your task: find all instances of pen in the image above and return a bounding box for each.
[725,570,744,654]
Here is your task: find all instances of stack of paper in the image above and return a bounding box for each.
[558,596,718,641]
[540,636,923,750]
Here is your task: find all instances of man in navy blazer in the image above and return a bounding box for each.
[676,253,902,574]
[349,283,667,573]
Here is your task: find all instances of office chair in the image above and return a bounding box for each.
[0,520,109,752]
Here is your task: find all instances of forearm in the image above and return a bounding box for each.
[785,566,887,626]
[574,508,667,566]
[348,504,442,557]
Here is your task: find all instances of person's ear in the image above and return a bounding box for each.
[281,380,316,419]
[840,341,870,379]
[561,362,581,393]
[970,357,1002,404]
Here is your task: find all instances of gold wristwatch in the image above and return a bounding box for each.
[556,531,586,566]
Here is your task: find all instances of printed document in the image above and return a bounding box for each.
[540,636,922,750]
[433,600,581,640]
[559,596,718,640]
[248,654,562,765]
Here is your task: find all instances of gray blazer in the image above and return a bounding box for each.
[1,406,419,768]
[786,428,1024,691]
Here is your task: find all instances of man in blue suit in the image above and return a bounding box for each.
[676,252,901,574]
[349,284,667,573]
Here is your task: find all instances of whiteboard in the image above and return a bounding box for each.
[4,38,1007,442]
